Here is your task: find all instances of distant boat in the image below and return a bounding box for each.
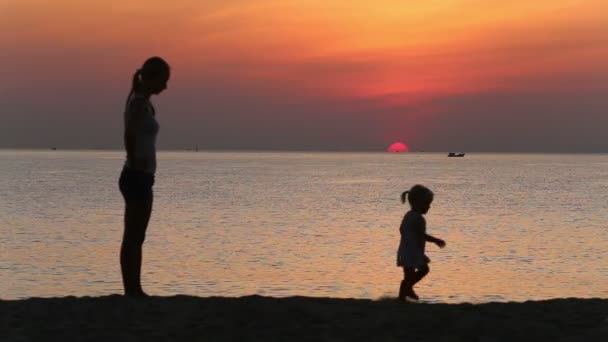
[448,152,465,157]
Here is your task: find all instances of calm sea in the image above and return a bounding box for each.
[1,150,607,303]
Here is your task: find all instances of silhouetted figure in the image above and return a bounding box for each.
[396,185,446,301]
[119,57,170,297]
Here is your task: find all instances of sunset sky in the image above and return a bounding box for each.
[1,0,607,151]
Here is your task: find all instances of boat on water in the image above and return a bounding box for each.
[448,152,465,157]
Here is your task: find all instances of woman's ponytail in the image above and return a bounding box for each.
[401,191,408,204]
[125,57,169,107]
[126,69,142,106]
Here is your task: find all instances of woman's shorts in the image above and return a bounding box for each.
[119,167,155,201]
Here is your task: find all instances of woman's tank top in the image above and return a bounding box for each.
[124,93,159,174]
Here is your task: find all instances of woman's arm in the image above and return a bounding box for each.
[124,98,147,168]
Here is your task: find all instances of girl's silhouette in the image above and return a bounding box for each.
[396,184,446,301]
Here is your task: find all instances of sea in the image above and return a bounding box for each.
[1,150,607,303]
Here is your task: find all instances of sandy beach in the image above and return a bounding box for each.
[1,295,606,341]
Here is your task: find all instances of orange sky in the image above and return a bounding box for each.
[1,0,607,150]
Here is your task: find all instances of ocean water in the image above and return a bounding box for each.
[1,150,607,303]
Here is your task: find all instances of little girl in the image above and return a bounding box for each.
[396,184,446,301]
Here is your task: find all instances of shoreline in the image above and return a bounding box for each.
[2,295,606,341]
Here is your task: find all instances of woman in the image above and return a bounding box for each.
[119,57,170,297]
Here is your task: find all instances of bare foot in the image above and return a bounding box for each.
[125,290,149,298]
[406,288,419,301]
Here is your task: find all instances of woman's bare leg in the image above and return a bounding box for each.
[120,195,153,296]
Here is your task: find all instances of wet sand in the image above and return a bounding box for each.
[1,295,606,341]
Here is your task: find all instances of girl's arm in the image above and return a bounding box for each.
[426,234,446,248]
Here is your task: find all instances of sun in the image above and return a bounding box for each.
[387,142,409,152]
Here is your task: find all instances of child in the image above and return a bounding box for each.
[396,184,446,301]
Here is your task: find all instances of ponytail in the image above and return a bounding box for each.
[126,69,142,106]
[401,191,408,204]
[125,57,170,106]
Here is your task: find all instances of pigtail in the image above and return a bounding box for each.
[401,191,409,204]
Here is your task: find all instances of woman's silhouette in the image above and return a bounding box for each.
[119,57,170,297]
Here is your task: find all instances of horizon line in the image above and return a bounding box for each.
[0,147,607,154]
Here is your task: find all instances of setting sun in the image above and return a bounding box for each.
[387,142,409,152]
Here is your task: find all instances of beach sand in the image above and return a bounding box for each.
[1,295,606,341]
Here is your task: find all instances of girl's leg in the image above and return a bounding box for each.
[399,280,407,300]
[121,195,153,296]
[413,264,430,285]
[400,267,417,300]
[399,267,408,300]
[403,264,430,300]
